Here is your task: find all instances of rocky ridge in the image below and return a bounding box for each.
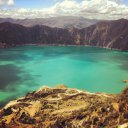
[0,85,128,128]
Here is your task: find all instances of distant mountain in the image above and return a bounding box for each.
[0,16,99,29]
[0,19,128,50]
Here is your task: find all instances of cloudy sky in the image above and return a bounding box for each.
[0,0,128,19]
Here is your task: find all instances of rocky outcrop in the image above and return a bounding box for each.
[0,85,128,128]
[0,19,128,50]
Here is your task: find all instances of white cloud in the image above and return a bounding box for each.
[7,0,14,6]
[0,0,128,20]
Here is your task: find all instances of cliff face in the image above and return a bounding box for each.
[0,19,128,50]
[0,85,128,128]
[29,25,78,45]
[80,19,128,50]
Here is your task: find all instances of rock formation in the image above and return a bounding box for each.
[0,85,128,128]
[0,19,128,50]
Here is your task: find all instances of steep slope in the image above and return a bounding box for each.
[0,86,128,128]
[0,16,99,29]
[80,19,128,50]
[0,22,31,47]
[0,22,79,47]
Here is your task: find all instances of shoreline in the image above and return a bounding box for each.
[0,43,128,52]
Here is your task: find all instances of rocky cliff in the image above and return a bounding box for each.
[0,19,128,50]
[80,19,128,50]
[0,85,128,128]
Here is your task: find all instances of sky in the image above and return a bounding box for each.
[0,0,128,19]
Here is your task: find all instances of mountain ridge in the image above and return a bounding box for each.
[0,16,99,29]
[0,19,128,50]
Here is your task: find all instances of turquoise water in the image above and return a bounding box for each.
[0,46,128,106]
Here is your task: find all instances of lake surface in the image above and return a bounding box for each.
[0,46,128,106]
